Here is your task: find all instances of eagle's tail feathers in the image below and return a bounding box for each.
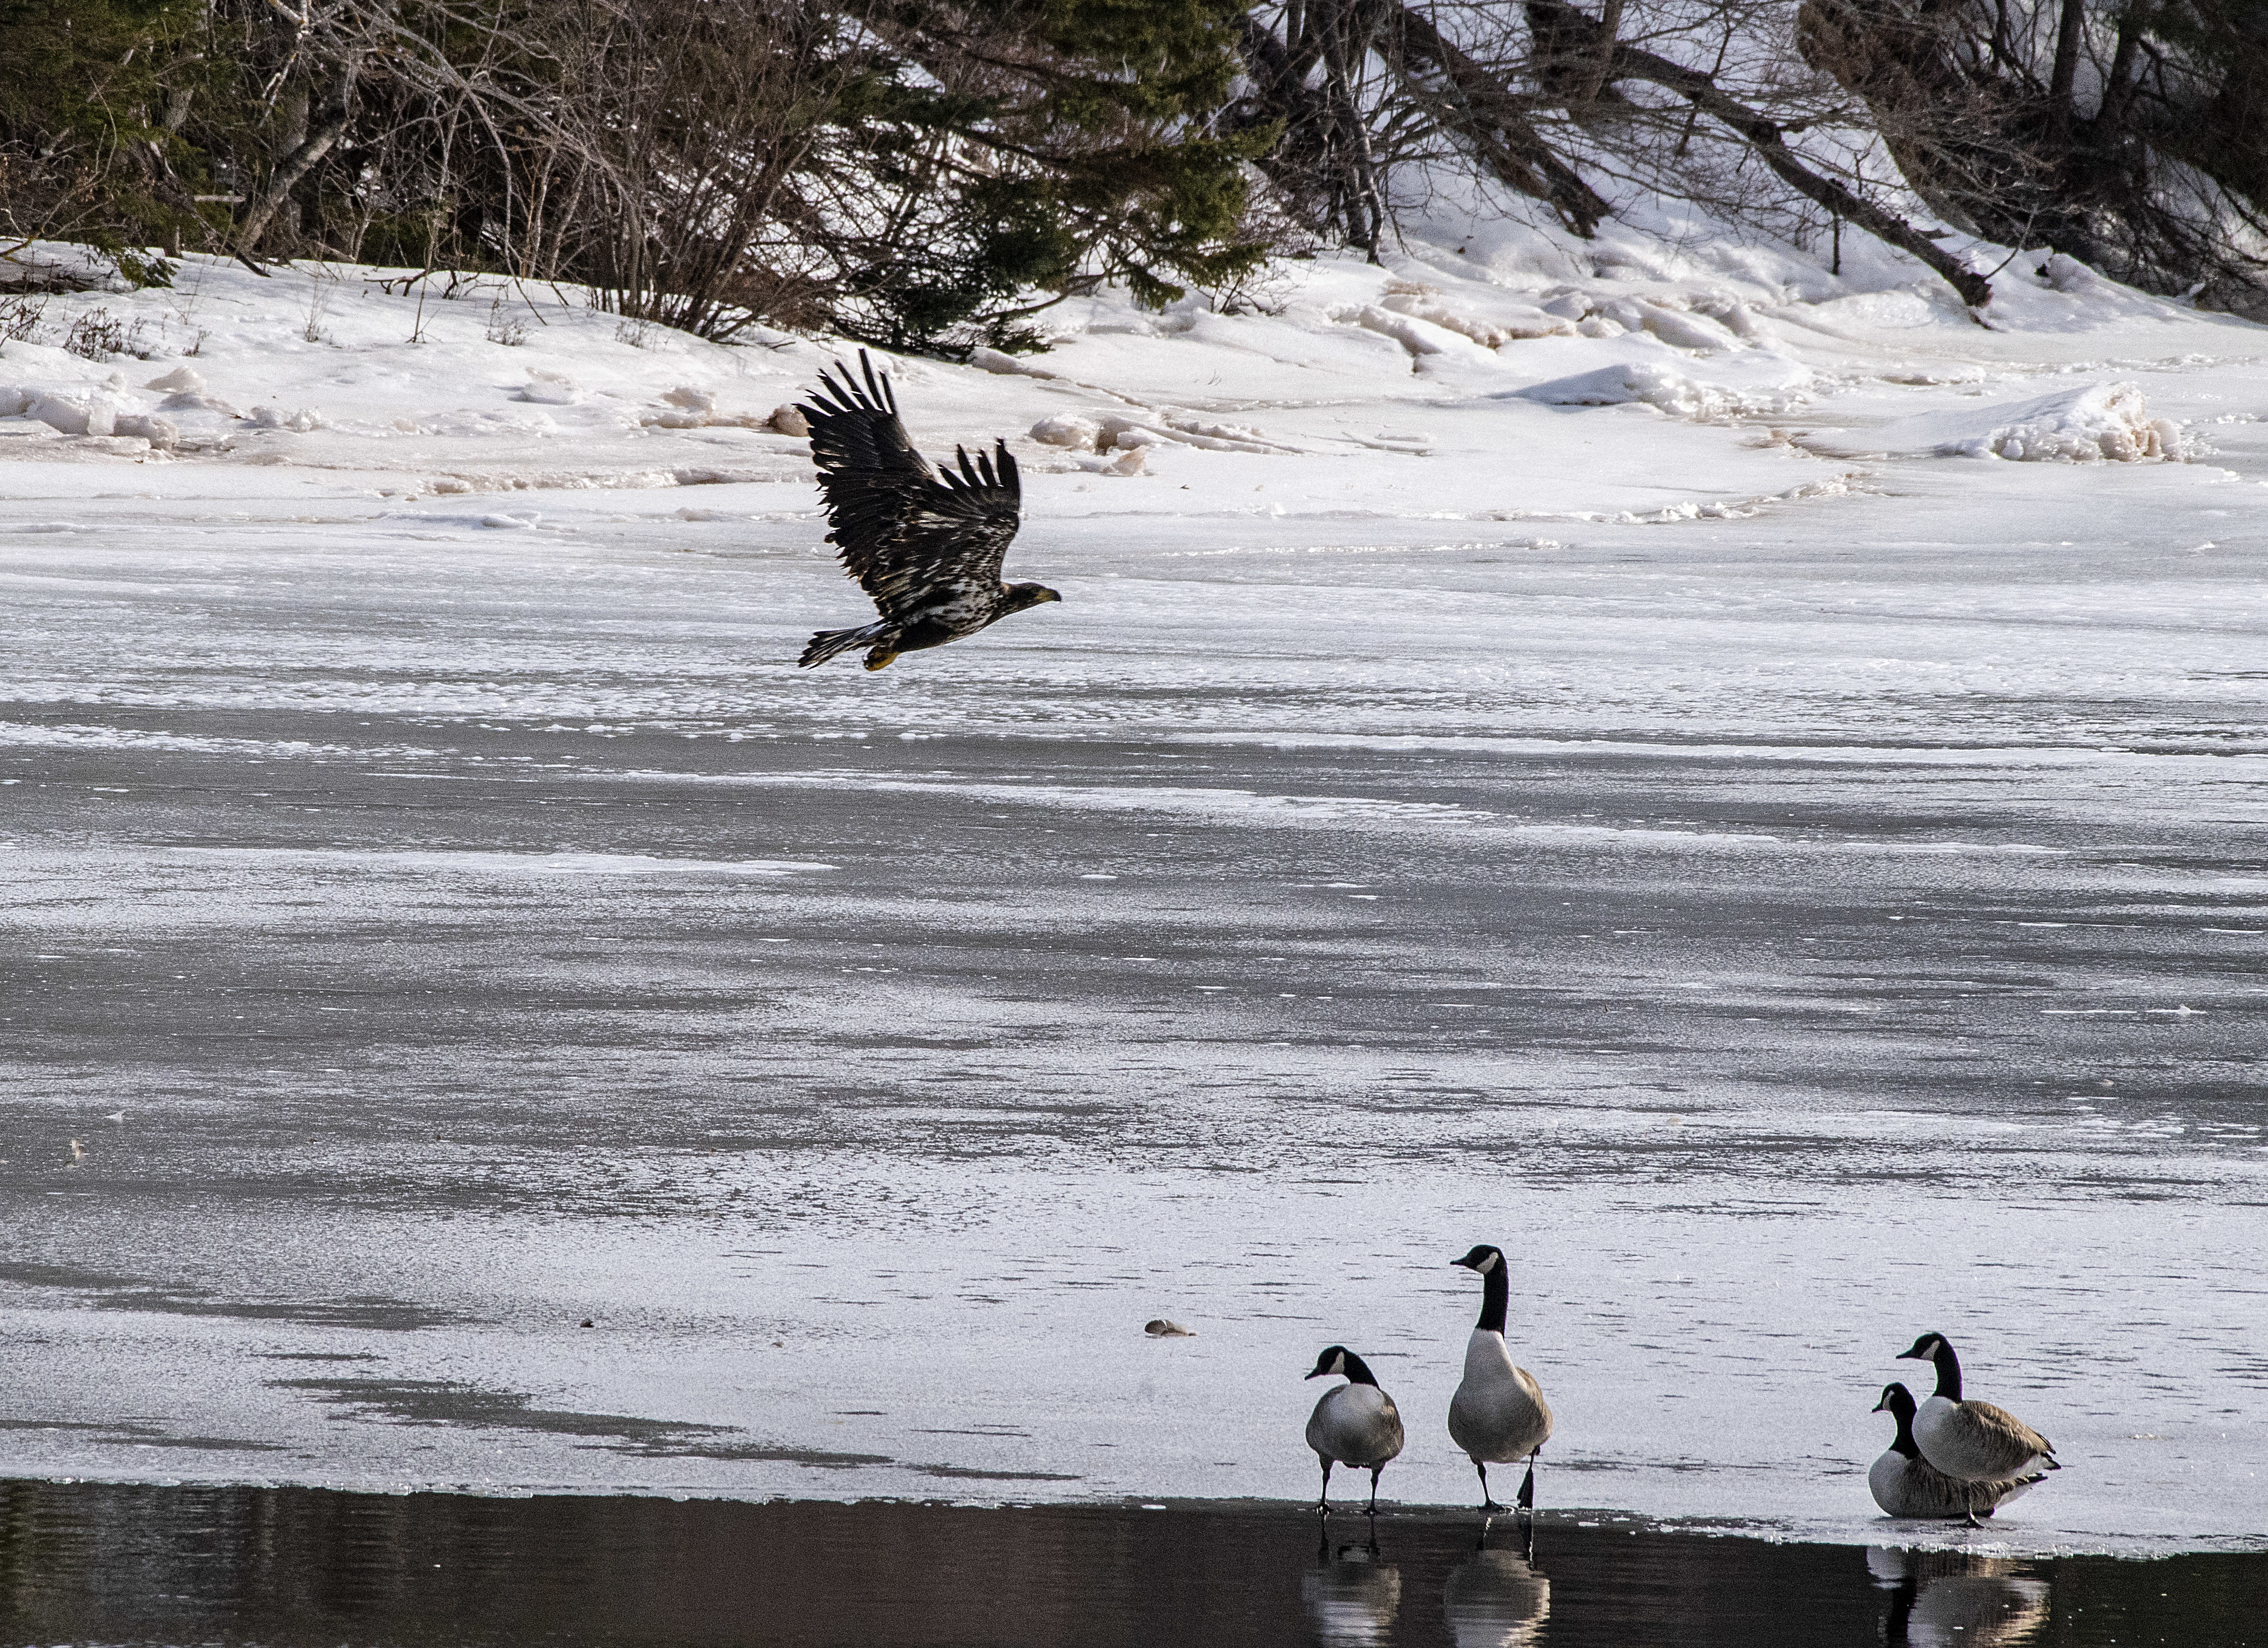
[801,621,891,668]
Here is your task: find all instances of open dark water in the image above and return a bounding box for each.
[0,1480,2259,1647]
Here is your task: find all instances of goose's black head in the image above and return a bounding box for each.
[1895,1332,1947,1363]
[1873,1381,1921,1457]
[1306,1344,1379,1386]
[1002,582,1062,613]
[1452,1243,1509,1334]
[1895,1331,1962,1400]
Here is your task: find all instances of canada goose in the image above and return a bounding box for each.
[1869,1383,2043,1523]
[1306,1345,1406,1515]
[1447,1244,1553,1515]
[1896,1333,2059,1483]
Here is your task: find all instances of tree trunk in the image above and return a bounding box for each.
[237,84,355,261]
[2048,0,2087,129]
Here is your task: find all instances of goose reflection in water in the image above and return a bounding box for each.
[1302,1533,1402,1647]
[1442,1536,1551,1648]
[1868,1546,2050,1648]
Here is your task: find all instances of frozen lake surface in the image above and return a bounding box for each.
[1,240,2264,1557]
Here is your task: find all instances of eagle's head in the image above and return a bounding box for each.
[1003,582,1062,612]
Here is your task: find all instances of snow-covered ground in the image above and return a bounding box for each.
[1,214,2264,1558]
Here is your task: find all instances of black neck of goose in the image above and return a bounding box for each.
[1931,1342,1963,1402]
[1888,1402,1920,1458]
[1339,1351,1381,1388]
[1475,1262,1508,1334]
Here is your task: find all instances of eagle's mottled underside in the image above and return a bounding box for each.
[795,352,1057,671]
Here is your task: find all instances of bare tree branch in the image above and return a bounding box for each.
[1376,2,1612,236]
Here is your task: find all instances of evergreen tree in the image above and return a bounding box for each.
[0,0,199,266]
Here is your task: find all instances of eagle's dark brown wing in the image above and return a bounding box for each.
[797,352,1022,628]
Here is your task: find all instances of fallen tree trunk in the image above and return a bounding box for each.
[1523,0,1994,306]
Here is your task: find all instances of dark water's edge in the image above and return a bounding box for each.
[2,1478,2263,1646]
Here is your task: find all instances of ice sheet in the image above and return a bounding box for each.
[2,228,2265,1557]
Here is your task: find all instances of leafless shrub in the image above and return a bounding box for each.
[485,293,528,345]
[0,293,47,345]
[303,276,335,344]
[1797,0,2268,313]
[63,307,155,359]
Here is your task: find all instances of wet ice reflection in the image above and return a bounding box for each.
[1871,1546,2050,1648]
[0,1478,2252,1646]
[1302,1533,1402,1646]
[1442,1537,1551,1648]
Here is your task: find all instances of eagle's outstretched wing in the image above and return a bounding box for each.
[797,352,1022,626]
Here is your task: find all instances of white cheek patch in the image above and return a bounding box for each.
[1478,1252,1501,1274]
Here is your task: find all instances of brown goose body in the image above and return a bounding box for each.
[1898,1333,2060,1484]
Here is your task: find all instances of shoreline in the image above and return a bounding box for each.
[2,1461,2263,1562]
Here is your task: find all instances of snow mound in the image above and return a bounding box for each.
[1375,279,1574,346]
[1335,302,1501,364]
[1808,381,2185,462]
[1029,410,1293,456]
[1514,361,1770,420]
[247,405,328,432]
[516,371,585,406]
[1029,412,1105,450]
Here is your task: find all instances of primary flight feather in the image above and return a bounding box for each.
[795,351,1059,671]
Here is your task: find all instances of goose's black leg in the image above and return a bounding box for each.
[1475,1461,1507,1514]
[1518,1452,1537,1515]
[1317,1457,1334,1516]
[1367,1465,1383,1517]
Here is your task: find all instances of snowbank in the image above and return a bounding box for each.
[1513,360,1796,419]
[0,208,2252,513]
[1801,380,2188,462]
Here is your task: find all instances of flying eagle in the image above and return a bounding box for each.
[795,352,1060,671]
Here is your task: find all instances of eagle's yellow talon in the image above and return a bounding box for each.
[863,649,898,671]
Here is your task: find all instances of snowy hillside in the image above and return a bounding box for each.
[2,212,2266,1556]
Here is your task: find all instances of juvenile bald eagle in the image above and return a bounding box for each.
[796,351,1059,671]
